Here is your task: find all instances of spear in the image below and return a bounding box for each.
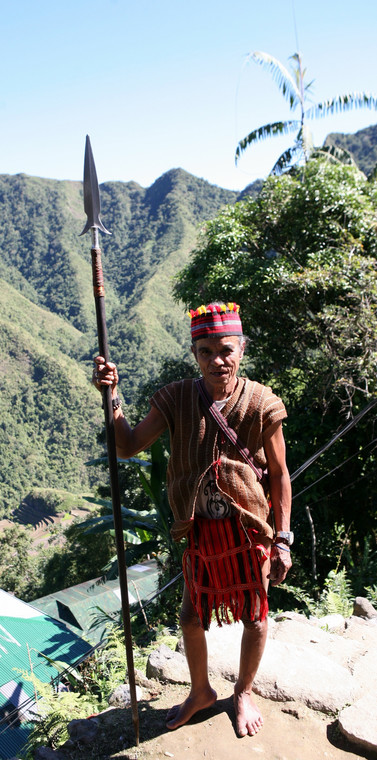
[79,134,140,745]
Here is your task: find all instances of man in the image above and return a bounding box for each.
[93,302,292,738]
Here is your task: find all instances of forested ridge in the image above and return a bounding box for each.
[0,126,376,605]
[0,167,238,518]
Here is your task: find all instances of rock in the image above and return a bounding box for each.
[351,649,377,697]
[187,620,359,712]
[343,615,377,646]
[146,644,190,683]
[338,693,377,753]
[146,612,376,752]
[135,668,159,689]
[274,610,312,624]
[310,613,345,632]
[253,638,359,713]
[353,596,377,619]
[34,749,66,759]
[67,717,99,745]
[269,618,365,674]
[108,683,143,708]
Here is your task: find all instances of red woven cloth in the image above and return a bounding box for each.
[183,515,268,630]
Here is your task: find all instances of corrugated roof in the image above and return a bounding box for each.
[33,559,159,644]
[0,590,92,760]
[0,560,159,758]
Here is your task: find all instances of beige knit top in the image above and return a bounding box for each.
[150,377,287,541]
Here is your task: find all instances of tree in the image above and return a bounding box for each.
[173,159,377,588]
[0,525,41,599]
[235,51,377,174]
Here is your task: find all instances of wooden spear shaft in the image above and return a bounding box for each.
[80,135,139,743]
[91,228,140,744]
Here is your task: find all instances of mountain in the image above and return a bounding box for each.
[0,279,102,514]
[323,123,377,177]
[2,125,377,518]
[0,168,237,516]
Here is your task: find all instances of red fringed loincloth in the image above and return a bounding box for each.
[182,515,269,630]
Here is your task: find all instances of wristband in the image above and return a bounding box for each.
[274,544,291,552]
[102,395,122,411]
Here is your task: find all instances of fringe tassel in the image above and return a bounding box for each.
[183,515,268,631]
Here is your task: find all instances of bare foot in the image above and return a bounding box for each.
[166,687,217,730]
[233,688,263,737]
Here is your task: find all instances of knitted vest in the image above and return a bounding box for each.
[150,377,287,541]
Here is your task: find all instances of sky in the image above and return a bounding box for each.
[1,0,377,192]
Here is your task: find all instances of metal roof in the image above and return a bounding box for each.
[0,590,92,760]
[33,559,159,644]
[0,560,159,758]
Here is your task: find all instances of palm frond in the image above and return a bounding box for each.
[248,51,300,109]
[235,120,300,164]
[68,507,158,536]
[306,92,377,119]
[313,144,357,168]
[271,143,303,175]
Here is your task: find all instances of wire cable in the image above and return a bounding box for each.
[290,398,377,483]
[292,437,377,501]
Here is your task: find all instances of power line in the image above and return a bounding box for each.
[292,437,377,501]
[304,470,372,509]
[290,398,377,484]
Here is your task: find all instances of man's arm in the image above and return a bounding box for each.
[263,420,292,586]
[93,357,168,458]
[113,405,168,458]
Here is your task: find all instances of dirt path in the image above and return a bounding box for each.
[75,677,375,760]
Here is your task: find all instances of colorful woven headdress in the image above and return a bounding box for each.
[188,302,243,341]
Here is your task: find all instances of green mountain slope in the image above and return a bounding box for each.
[323,123,377,177]
[0,279,102,515]
[0,169,237,514]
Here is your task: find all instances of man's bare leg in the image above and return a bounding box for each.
[234,537,271,737]
[234,617,268,736]
[166,584,217,730]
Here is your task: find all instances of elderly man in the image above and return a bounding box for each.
[93,302,292,738]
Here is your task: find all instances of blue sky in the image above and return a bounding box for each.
[1,0,377,190]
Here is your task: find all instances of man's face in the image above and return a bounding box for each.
[192,335,244,396]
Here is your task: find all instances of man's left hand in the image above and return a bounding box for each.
[268,544,292,586]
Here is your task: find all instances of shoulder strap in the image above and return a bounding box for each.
[195,378,265,484]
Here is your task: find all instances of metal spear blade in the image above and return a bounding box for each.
[79,135,111,236]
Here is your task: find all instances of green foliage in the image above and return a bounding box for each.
[21,488,94,516]
[341,534,377,596]
[365,585,377,606]
[174,160,377,406]
[22,660,100,760]
[75,440,183,577]
[22,679,97,758]
[38,524,117,596]
[0,281,103,517]
[19,629,133,759]
[324,124,377,178]
[236,50,377,173]
[0,169,236,518]
[0,525,42,599]
[174,159,377,583]
[77,625,135,702]
[21,625,178,758]
[280,568,354,618]
[0,517,117,601]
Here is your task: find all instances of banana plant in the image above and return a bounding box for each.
[71,440,182,576]
[235,50,377,174]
